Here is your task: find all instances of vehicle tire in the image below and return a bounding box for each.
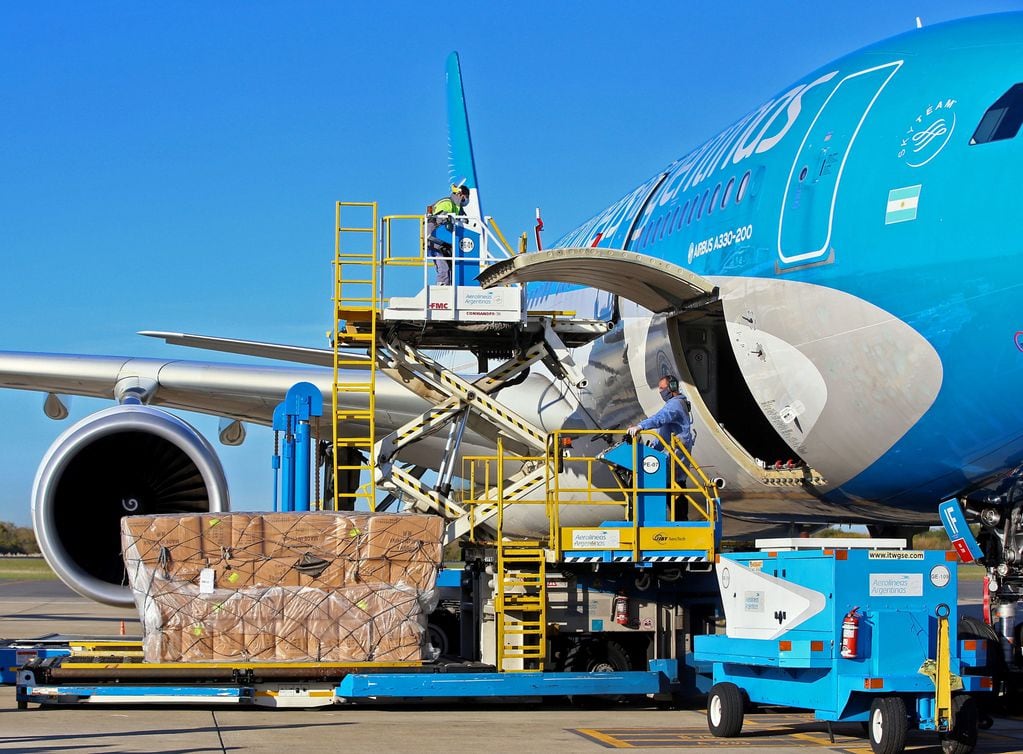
[564,639,632,705]
[426,611,458,658]
[940,694,978,754]
[868,696,908,754]
[706,682,744,738]
[958,616,1001,665]
[958,615,1002,724]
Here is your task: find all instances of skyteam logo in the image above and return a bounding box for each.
[900,99,957,168]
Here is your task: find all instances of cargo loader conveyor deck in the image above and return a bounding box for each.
[16,645,684,708]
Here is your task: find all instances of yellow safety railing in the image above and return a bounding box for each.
[460,429,719,561]
[460,432,718,672]
[488,217,518,256]
[485,440,547,671]
[380,213,517,271]
[381,214,426,266]
[547,429,717,561]
[332,201,379,512]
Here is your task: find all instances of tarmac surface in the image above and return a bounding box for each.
[1,578,1021,754]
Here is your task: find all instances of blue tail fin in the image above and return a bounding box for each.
[445,52,482,217]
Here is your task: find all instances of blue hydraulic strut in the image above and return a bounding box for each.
[272,382,324,512]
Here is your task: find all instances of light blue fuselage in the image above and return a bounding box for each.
[529,14,1023,519]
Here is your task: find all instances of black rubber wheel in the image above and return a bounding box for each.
[564,639,632,705]
[959,616,1001,663]
[707,682,744,738]
[426,611,459,658]
[940,694,979,754]
[958,615,1002,723]
[868,696,908,754]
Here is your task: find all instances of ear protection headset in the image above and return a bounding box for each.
[664,375,679,392]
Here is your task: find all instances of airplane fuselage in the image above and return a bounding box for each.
[527,13,1023,525]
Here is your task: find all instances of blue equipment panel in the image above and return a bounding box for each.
[695,548,988,725]
[337,660,679,698]
[939,498,984,563]
[0,643,71,685]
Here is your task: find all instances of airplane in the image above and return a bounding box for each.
[2,12,1023,619]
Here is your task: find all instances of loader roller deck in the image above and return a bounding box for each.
[15,641,683,709]
[20,643,492,684]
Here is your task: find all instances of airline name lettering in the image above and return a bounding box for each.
[645,70,838,215]
[562,69,840,248]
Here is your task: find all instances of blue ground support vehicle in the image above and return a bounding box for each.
[694,544,991,754]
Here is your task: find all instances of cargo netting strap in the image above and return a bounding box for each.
[120,511,442,663]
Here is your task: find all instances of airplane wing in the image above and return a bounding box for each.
[0,351,418,426]
[139,331,371,368]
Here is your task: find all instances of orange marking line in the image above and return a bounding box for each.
[571,728,635,749]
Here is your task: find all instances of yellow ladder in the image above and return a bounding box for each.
[495,540,547,671]
[333,201,379,511]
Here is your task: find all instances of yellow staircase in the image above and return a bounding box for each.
[495,540,547,671]
[332,201,379,511]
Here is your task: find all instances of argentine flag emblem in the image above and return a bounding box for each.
[885,185,921,224]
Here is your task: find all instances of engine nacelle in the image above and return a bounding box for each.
[32,405,229,607]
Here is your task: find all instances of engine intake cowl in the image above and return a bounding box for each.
[32,405,229,607]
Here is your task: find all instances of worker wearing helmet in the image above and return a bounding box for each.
[426,184,470,285]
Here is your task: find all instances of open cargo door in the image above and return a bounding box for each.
[480,247,825,501]
[478,247,717,314]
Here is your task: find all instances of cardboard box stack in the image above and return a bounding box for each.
[121,511,443,664]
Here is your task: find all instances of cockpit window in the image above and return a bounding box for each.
[971,83,1023,145]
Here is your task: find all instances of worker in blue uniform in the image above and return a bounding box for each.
[627,374,694,453]
[628,374,695,520]
[426,184,470,285]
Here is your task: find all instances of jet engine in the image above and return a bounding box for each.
[32,405,229,607]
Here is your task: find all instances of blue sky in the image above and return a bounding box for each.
[1,1,1020,526]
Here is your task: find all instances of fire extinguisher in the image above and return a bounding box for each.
[613,591,629,626]
[840,607,860,659]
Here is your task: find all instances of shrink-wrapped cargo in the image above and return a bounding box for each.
[122,511,442,663]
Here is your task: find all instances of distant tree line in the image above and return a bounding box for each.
[0,521,39,554]
[815,526,977,550]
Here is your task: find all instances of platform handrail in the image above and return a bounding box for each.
[459,428,719,562]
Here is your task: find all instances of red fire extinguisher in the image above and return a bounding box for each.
[613,591,629,626]
[840,607,860,659]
